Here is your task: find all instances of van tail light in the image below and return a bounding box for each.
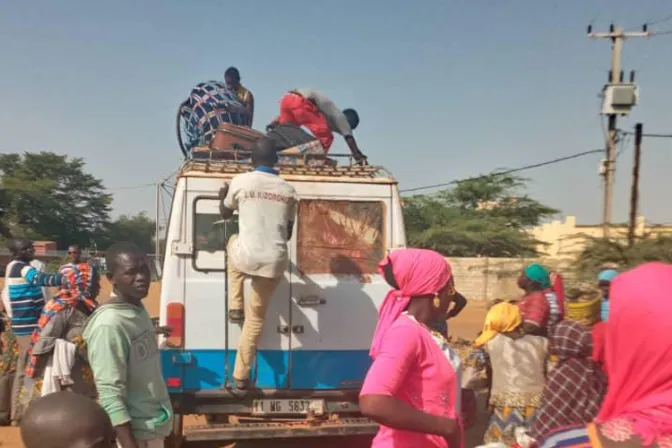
[166,377,182,388]
[166,302,185,348]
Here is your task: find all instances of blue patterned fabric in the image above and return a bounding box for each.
[179,81,245,153]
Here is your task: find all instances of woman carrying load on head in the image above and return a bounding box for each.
[518,263,562,335]
[14,263,100,422]
[529,320,607,442]
[463,302,548,446]
[597,269,618,322]
[359,248,463,448]
[539,262,672,447]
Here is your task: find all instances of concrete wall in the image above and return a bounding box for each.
[448,257,536,302]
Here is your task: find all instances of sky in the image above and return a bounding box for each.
[1,0,672,226]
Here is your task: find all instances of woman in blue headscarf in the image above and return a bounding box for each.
[598,269,618,322]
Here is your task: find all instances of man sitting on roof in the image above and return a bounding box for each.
[224,67,254,127]
[269,88,367,164]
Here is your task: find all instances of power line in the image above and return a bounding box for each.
[651,29,672,36]
[621,130,672,139]
[107,183,155,191]
[399,149,605,194]
[645,14,672,27]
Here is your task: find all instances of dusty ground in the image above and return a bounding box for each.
[0,280,488,447]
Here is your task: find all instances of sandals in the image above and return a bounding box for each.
[228,309,244,323]
[228,378,251,397]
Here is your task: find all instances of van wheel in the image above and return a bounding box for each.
[165,413,184,448]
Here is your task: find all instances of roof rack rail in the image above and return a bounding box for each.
[181,147,392,179]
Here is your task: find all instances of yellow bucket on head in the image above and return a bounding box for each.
[564,286,601,327]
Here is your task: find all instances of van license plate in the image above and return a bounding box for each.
[251,399,325,416]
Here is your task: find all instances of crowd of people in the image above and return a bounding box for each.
[0,238,172,448]
[0,139,668,447]
[359,248,671,448]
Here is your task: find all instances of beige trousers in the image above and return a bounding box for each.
[11,334,31,423]
[227,236,282,381]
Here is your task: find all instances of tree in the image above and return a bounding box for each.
[573,234,672,283]
[0,152,112,248]
[101,212,156,253]
[403,174,558,257]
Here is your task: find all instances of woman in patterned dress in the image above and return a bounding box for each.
[14,263,100,422]
[539,262,672,448]
[463,302,548,446]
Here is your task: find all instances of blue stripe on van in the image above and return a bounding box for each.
[160,349,371,392]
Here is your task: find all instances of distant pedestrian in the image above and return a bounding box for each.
[463,302,547,446]
[0,307,17,425]
[84,242,173,448]
[4,237,63,424]
[14,263,101,420]
[517,263,562,335]
[597,269,618,322]
[20,391,116,448]
[529,321,607,441]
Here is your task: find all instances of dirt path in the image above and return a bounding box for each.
[0,280,488,447]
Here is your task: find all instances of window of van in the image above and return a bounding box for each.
[193,197,238,271]
[297,200,386,276]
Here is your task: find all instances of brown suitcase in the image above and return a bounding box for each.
[210,123,264,153]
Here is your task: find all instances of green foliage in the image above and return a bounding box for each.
[0,152,157,252]
[100,212,156,253]
[573,234,672,282]
[0,152,112,248]
[403,174,558,257]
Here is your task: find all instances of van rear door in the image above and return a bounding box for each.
[288,194,391,390]
[188,194,292,390]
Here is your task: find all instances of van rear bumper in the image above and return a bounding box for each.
[184,417,378,442]
[172,388,362,416]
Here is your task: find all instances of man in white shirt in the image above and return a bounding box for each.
[219,137,298,391]
[270,88,367,163]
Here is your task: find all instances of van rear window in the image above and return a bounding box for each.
[297,200,386,275]
[193,198,238,271]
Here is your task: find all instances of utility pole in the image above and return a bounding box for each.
[628,123,643,247]
[155,182,161,267]
[588,24,648,237]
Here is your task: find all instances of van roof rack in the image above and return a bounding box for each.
[180,147,394,180]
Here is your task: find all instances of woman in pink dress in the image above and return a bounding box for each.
[359,248,461,448]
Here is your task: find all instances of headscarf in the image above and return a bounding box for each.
[596,262,672,445]
[25,263,98,377]
[524,263,551,288]
[591,322,607,368]
[474,302,522,347]
[598,269,619,283]
[369,248,452,359]
[530,321,607,440]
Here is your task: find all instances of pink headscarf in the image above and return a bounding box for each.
[596,262,672,445]
[369,248,452,359]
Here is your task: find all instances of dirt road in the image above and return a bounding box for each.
[0,280,488,447]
